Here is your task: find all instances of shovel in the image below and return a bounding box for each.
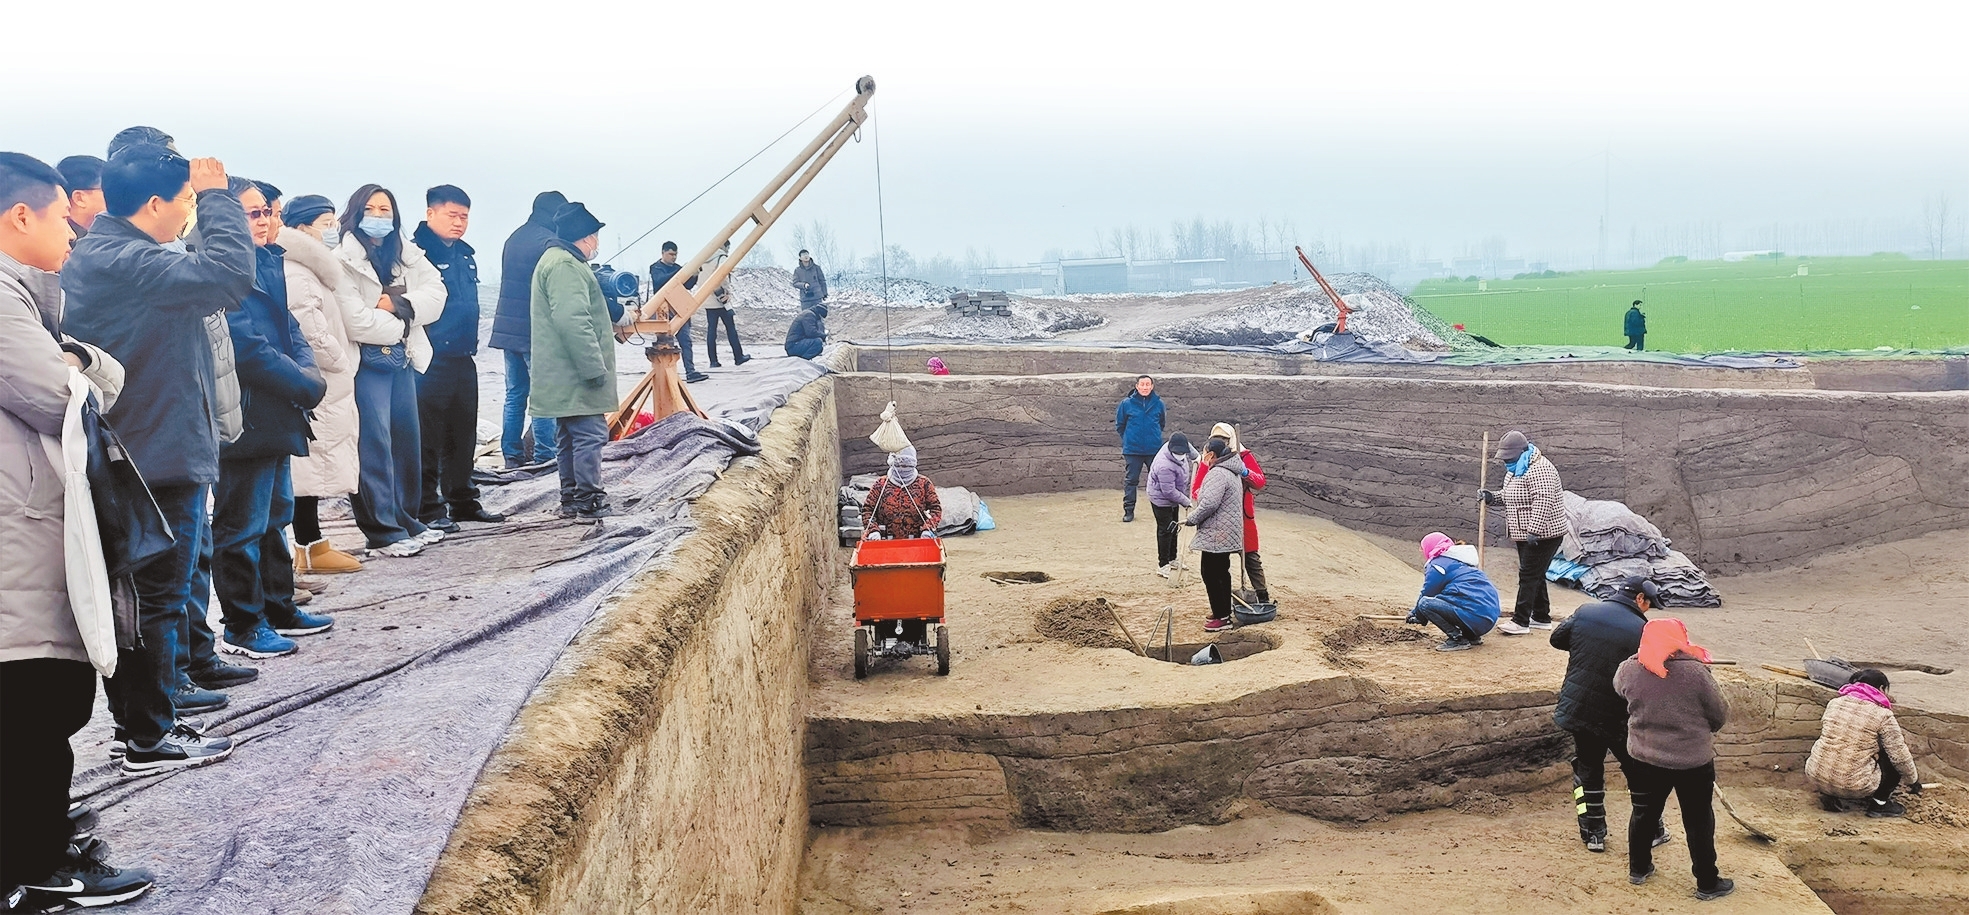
[1166,510,1191,589]
[1715,786,1775,843]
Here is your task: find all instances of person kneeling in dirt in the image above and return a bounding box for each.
[1805,668,1922,818]
[1407,533,1499,652]
[860,447,941,540]
[1551,575,1669,853]
[1185,438,1246,632]
[1615,618,1734,901]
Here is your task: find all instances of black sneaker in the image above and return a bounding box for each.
[122,721,233,774]
[1867,799,1906,818]
[684,371,710,383]
[189,658,259,689]
[734,354,753,365]
[1435,638,1474,652]
[573,500,614,523]
[1695,878,1736,901]
[67,803,97,842]
[16,845,154,909]
[1583,830,1606,853]
[1122,509,1135,522]
[173,682,229,713]
[1629,867,1654,885]
[426,517,461,534]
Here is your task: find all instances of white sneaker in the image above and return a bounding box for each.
[413,527,446,546]
[1528,620,1555,630]
[1496,620,1532,635]
[1156,564,1172,579]
[368,539,424,558]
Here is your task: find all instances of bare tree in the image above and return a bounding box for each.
[1924,193,1953,260]
[807,219,839,271]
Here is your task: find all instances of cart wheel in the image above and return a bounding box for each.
[854,627,869,680]
[935,624,951,676]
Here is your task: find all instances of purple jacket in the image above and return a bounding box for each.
[1147,443,1194,508]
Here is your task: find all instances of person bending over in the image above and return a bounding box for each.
[1806,668,1922,818]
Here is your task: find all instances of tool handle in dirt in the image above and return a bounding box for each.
[1476,431,1489,569]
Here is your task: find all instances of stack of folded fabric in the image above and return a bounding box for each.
[1555,491,1722,608]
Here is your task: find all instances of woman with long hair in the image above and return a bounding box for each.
[331,184,446,557]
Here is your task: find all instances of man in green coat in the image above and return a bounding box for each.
[1623,300,1646,351]
[529,202,616,521]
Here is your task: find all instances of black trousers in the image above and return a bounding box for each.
[1873,751,1903,802]
[704,308,745,364]
[1513,536,1564,625]
[1627,759,1719,887]
[1626,334,1645,351]
[0,658,95,886]
[1243,550,1269,600]
[1152,505,1180,566]
[417,354,483,523]
[1121,454,1152,512]
[1570,728,1637,837]
[1201,551,1234,619]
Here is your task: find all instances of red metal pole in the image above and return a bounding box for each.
[1294,245,1351,335]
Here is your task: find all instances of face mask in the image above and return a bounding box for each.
[358,216,394,239]
[319,226,341,249]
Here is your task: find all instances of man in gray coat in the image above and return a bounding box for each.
[0,151,156,909]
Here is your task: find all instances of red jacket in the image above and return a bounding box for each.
[1191,450,1265,552]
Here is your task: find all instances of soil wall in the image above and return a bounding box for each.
[833,367,1969,573]
[854,344,1969,392]
[807,671,1969,833]
[416,382,840,915]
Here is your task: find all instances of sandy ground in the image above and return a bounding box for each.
[803,491,1968,913]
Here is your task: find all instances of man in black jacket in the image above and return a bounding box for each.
[413,185,503,530]
[211,179,330,663]
[648,241,709,383]
[55,155,105,240]
[61,145,251,773]
[784,301,827,360]
[488,191,564,467]
[1549,575,1668,852]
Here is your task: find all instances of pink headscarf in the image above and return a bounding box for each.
[1420,532,1454,561]
[1837,682,1892,710]
[1637,618,1712,678]
[926,357,949,376]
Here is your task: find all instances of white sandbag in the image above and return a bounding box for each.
[869,401,912,453]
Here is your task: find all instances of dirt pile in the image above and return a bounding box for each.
[916,298,1107,340]
[1137,274,1458,349]
[1033,596,1134,650]
[1905,783,1969,828]
[1318,619,1426,668]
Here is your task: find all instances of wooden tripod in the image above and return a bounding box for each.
[607,75,878,439]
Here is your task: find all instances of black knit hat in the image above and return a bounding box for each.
[282,194,335,228]
[553,202,603,242]
[1496,430,1530,462]
[529,190,567,225]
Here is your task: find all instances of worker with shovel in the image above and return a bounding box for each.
[1550,575,1670,854]
[1146,432,1196,577]
[1479,430,1567,635]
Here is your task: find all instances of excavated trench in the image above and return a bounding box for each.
[419,349,1967,915]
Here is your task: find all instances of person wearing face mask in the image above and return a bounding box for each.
[331,184,447,558]
[277,195,364,577]
[529,202,617,522]
[60,143,252,774]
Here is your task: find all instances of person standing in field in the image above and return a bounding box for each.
[1113,375,1164,523]
[1624,300,1646,351]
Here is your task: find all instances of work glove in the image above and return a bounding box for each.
[1477,489,1503,507]
[1405,608,1423,626]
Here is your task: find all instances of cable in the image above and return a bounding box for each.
[874,105,894,403]
[605,88,850,263]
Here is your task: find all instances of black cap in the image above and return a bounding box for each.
[1617,575,1662,606]
[529,190,568,224]
[1168,432,1191,454]
[553,202,603,242]
[108,126,175,159]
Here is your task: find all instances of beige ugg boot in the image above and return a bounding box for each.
[296,538,364,574]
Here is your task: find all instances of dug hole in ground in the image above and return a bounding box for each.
[801,491,1969,914]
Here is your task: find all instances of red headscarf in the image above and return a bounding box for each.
[1636,618,1711,678]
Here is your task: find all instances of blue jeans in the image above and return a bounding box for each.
[352,363,428,548]
[554,414,608,506]
[1122,453,1153,513]
[212,456,299,635]
[177,505,219,682]
[105,483,203,746]
[500,349,557,467]
[1414,595,1486,642]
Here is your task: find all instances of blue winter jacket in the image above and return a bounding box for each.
[223,245,325,460]
[1114,391,1165,456]
[1419,544,1502,634]
[61,189,256,486]
[414,222,480,358]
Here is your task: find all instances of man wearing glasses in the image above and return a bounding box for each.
[60,143,253,773]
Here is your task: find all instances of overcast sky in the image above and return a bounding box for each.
[8,0,1967,273]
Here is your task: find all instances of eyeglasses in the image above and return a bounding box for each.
[245,208,276,220]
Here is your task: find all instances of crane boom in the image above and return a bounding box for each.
[609,75,877,437]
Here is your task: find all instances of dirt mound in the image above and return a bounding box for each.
[1140,274,1457,349]
[1451,791,1511,816]
[1320,620,1426,667]
[917,299,1106,340]
[1905,783,1969,828]
[1033,597,1133,650]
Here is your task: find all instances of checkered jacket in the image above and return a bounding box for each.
[1501,454,1569,541]
[1805,695,1919,798]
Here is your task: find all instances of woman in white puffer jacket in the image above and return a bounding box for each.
[332,184,445,557]
[276,195,363,574]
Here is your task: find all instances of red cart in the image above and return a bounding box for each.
[849,537,950,678]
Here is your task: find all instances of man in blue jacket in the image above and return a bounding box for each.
[1623,300,1646,351]
[61,145,251,773]
[1113,375,1165,522]
[649,241,709,383]
[488,191,564,467]
[1408,532,1501,651]
[211,179,331,663]
[414,185,504,531]
[1550,575,1669,853]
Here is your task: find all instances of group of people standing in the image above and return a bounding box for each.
[0,127,638,909]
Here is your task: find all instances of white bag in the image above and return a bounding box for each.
[48,371,117,676]
[869,401,911,453]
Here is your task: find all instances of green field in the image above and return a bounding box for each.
[1412,255,1969,353]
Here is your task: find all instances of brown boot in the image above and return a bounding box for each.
[296,538,364,574]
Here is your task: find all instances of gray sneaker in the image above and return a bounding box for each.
[413,527,446,546]
[122,722,233,774]
[368,538,424,559]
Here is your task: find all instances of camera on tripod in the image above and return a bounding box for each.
[592,264,642,311]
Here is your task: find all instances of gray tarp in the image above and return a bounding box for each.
[73,353,827,914]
